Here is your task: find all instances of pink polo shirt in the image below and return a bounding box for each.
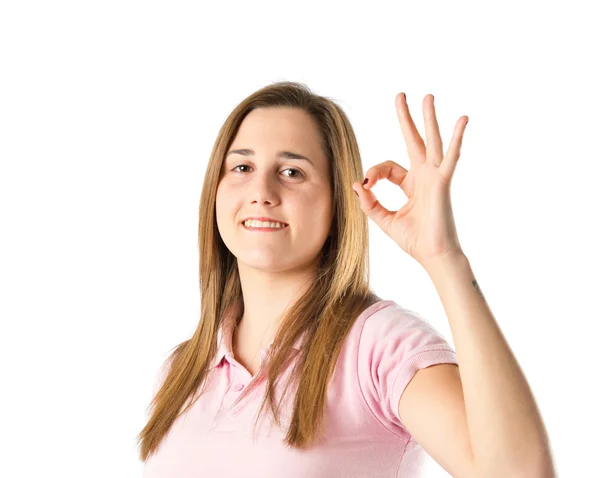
[142,299,458,477]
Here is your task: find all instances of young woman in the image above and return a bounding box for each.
[137,82,554,477]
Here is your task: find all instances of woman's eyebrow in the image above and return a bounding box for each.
[226,148,314,167]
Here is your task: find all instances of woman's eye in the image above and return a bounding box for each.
[232,164,251,173]
[281,168,304,179]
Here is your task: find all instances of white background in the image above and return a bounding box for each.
[1,1,598,476]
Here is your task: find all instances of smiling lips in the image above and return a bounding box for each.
[242,219,288,232]
[242,222,288,232]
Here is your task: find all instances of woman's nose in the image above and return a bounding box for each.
[250,172,279,204]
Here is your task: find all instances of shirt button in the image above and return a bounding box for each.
[233,383,244,392]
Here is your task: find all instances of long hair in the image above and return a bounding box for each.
[136,81,380,461]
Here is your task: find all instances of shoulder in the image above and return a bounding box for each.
[358,299,445,345]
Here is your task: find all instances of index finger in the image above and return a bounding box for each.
[363,160,409,190]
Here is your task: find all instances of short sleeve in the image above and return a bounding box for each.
[358,301,458,435]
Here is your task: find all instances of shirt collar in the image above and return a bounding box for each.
[209,299,306,370]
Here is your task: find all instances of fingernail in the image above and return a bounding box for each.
[363,177,369,185]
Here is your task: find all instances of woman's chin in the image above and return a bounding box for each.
[237,255,291,272]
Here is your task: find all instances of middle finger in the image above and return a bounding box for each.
[395,93,426,164]
[423,94,443,165]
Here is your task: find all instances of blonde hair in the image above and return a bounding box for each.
[136,81,380,461]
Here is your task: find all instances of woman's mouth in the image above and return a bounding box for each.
[241,219,289,232]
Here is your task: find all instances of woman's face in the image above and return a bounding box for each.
[216,106,333,274]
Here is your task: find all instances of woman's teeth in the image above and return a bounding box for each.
[243,220,286,229]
